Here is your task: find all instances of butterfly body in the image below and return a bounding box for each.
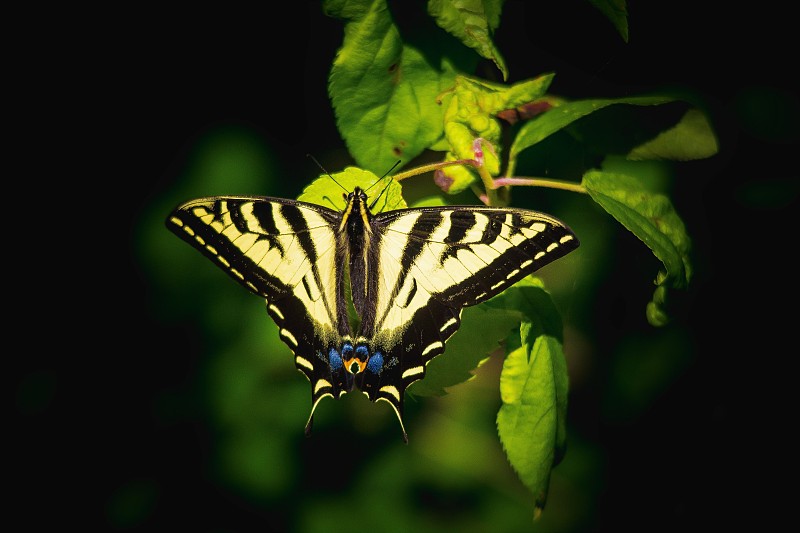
[167,181,579,442]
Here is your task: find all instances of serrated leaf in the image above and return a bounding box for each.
[490,277,568,515]
[326,0,457,172]
[409,303,520,397]
[582,170,692,325]
[428,0,508,80]
[297,167,406,212]
[496,335,564,517]
[627,108,719,161]
[587,0,628,42]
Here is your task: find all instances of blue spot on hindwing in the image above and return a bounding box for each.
[342,342,354,357]
[366,351,384,375]
[328,348,343,371]
[355,345,369,360]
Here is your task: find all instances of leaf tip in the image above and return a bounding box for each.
[646,300,670,327]
[532,498,546,521]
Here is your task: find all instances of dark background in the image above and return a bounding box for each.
[15,1,796,530]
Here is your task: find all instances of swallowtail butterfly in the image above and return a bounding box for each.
[167,174,579,441]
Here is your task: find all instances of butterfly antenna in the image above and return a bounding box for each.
[307,153,348,194]
[367,159,402,210]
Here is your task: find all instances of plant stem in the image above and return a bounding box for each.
[391,160,586,207]
[492,177,587,194]
[391,159,475,182]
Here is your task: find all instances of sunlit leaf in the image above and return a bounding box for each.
[582,170,692,325]
[325,0,457,172]
[297,167,406,212]
[490,277,568,516]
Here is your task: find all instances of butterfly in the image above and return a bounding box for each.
[167,172,579,441]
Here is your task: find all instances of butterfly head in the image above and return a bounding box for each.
[340,186,374,236]
[342,186,369,206]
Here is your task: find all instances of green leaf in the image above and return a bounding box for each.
[582,170,692,325]
[586,0,628,42]
[508,95,673,174]
[428,0,508,80]
[326,0,457,172]
[490,277,568,516]
[627,108,719,161]
[297,166,407,212]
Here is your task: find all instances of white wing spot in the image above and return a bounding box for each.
[314,379,332,394]
[183,226,195,237]
[560,235,575,244]
[205,244,217,255]
[402,366,424,380]
[195,235,205,246]
[230,268,244,280]
[520,259,533,269]
[534,251,545,260]
[281,328,298,347]
[440,317,458,332]
[268,304,284,320]
[506,268,519,280]
[422,341,443,357]
[295,356,313,371]
[531,222,547,232]
[170,217,184,227]
[218,256,230,268]
[546,242,559,252]
[379,385,400,402]
[491,280,505,290]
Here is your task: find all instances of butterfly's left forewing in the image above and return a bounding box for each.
[167,197,353,412]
